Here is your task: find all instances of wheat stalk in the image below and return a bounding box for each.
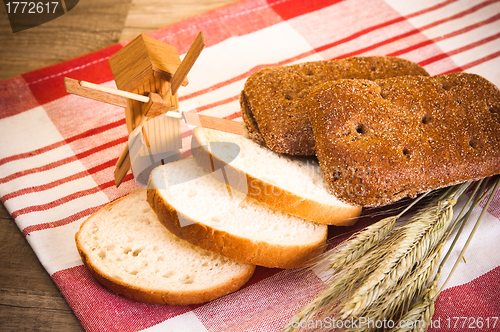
[284,193,434,331]
[282,182,474,332]
[335,188,459,320]
[389,280,439,332]
[315,192,430,275]
[282,177,499,332]
[342,243,444,332]
[391,177,500,332]
[282,195,431,332]
[282,194,452,332]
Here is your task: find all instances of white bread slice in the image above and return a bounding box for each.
[75,189,255,305]
[191,127,362,226]
[147,158,328,269]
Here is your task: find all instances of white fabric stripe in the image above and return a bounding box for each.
[434,19,500,53]
[178,53,322,117]
[180,80,244,113]
[180,22,315,96]
[389,0,488,27]
[197,100,241,119]
[440,196,500,290]
[420,4,500,40]
[5,175,102,215]
[451,38,500,69]
[0,107,64,158]
[27,219,86,275]
[384,0,454,17]
[0,144,77,182]
[464,57,500,84]
[15,190,108,230]
[142,312,208,332]
[0,152,87,197]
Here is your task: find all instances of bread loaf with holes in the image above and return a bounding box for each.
[147,158,328,269]
[308,73,500,207]
[240,56,429,155]
[75,189,255,305]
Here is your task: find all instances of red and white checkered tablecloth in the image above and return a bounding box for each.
[1,0,500,331]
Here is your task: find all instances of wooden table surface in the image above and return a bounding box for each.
[0,0,237,330]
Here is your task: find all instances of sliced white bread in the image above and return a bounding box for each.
[75,189,255,305]
[147,158,328,269]
[191,127,362,226]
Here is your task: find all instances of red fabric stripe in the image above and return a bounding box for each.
[268,0,344,21]
[0,119,125,167]
[445,49,500,73]
[146,0,284,56]
[337,0,498,59]
[23,44,121,106]
[429,266,500,332]
[22,204,104,237]
[52,265,192,332]
[314,0,458,54]
[419,31,500,67]
[388,13,500,57]
[226,112,242,121]
[20,174,134,236]
[179,50,317,102]
[11,177,119,219]
[0,137,127,184]
[0,76,40,119]
[1,159,117,203]
[194,95,240,113]
[403,0,458,18]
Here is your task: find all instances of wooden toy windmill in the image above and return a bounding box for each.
[65,32,206,187]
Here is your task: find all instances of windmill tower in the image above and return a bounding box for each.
[108,34,188,133]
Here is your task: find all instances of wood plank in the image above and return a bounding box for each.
[0,0,133,80]
[64,78,150,108]
[0,203,84,332]
[169,31,206,96]
[119,0,239,42]
[183,112,244,136]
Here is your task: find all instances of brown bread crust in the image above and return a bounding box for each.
[240,56,429,155]
[147,188,327,269]
[77,243,254,305]
[308,73,500,207]
[190,128,362,225]
[75,190,255,305]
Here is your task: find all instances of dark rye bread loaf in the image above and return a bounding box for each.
[307,73,500,207]
[240,56,429,155]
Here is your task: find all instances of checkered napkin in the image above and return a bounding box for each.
[1,0,500,331]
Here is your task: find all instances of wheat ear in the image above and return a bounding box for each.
[389,280,439,332]
[312,192,429,278]
[336,191,457,320]
[393,177,500,332]
[342,243,444,332]
[282,194,429,332]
